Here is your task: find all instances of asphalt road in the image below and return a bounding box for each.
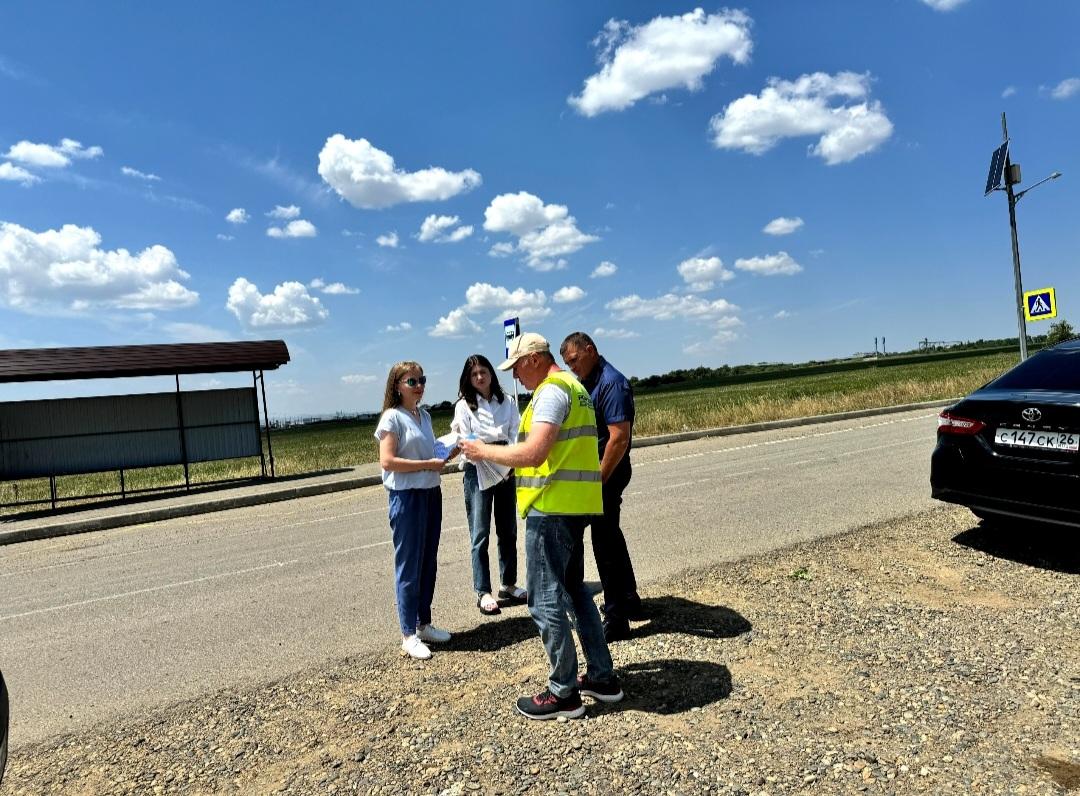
[0,407,941,746]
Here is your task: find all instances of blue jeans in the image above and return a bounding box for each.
[388,487,442,636]
[463,465,518,594]
[525,514,614,698]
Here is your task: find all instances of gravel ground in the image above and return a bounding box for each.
[5,505,1078,795]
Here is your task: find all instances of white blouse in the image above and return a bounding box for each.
[451,394,520,461]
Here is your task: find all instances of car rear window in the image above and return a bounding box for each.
[989,346,1080,391]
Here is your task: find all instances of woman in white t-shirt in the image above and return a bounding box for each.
[451,354,526,616]
[374,360,452,660]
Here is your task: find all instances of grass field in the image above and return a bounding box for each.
[0,350,1019,512]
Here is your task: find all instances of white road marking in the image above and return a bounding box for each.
[323,540,392,556]
[636,412,936,467]
[0,559,301,623]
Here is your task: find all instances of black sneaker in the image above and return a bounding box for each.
[577,673,624,703]
[516,688,585,720]
[602,617,631,642]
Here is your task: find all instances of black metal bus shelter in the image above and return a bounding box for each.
[0,340,290,510]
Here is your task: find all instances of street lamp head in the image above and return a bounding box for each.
[1050,171,1063,180]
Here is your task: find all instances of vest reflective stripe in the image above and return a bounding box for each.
[515,371,603,517]
[522,425,598,444]
[516,469,603,489]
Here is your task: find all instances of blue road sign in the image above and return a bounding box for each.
[1024,287,1057,322]
[503,317,520,358]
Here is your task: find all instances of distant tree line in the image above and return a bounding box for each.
[626,327,1073,392]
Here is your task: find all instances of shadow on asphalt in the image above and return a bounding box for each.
[447,614,538,653]
[953,522,1079,575]
[616,658,733,714]
[450,595,752,653]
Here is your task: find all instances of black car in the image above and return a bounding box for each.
[1,669,7,785]
[931,338,1080,527]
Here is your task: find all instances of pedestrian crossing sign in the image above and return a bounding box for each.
[1023,287,1057,322]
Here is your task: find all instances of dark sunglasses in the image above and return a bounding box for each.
[401,376,427,387]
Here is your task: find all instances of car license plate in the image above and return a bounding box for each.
[994,428,1080,452]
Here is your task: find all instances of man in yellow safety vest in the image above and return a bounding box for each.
[461,332,624,720]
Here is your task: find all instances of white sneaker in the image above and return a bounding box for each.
[416,623,451,644]
[401,635,431,660]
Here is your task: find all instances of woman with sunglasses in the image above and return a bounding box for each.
[451,354,526,616]
[375,361,452,660]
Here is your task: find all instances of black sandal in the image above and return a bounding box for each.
[498,585,528,604]
[477,593,501,615]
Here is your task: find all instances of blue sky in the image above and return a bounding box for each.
[2,1,1078,416]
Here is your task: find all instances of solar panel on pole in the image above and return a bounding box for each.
[985,142,1009,196]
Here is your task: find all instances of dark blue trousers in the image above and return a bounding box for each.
[388,487,442,636]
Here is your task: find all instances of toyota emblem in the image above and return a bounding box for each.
[1021,407,1042,422]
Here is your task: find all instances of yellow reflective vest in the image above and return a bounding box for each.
[515,370,603,517]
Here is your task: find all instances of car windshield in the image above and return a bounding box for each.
[988,346,1080,391]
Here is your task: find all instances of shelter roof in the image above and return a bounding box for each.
[0,340,290,383]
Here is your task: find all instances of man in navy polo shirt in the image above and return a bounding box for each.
[559,332,643,641]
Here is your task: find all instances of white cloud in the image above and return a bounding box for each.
[226,208,249,224]
[607,293,739,323]
[341,373,377,385]
[569,8,753,116]
[734,251,803,276]
[1049,77,1080,100]
[0,162,39,186]
[464,282,550,323]
[384,321,412,332]
[483,191,598,270]
[920,0,967,10]
[684,328,739,355]
[266,204,301,219]
[121,166,161,182]
[162,322,233,342]
[591,261,618,278]
[309,277,359,295]
[318,134,481,209]
[594,327,639,340]
[417,214,474,243]
[677,256,734,291]
[431,281,552,337]
[763,216,804,235]
[376,231,399,248]
[226,278,329,330]
[553,285,586,303]
[774,310,791,319]
[216,233,234,241]
[710,71,894,165]
[0,221,198,313]
[1001,86,1017,99]
[4,138,103,169]
[430,307,483,338]
[267,219,317,238]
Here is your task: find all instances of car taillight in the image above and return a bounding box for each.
[937,412,986,435]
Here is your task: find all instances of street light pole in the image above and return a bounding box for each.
[995,113,1062,361]
[1001,113,1028,360]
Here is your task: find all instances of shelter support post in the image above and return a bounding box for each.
[259,370,276,478]
[175,374,190,490]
